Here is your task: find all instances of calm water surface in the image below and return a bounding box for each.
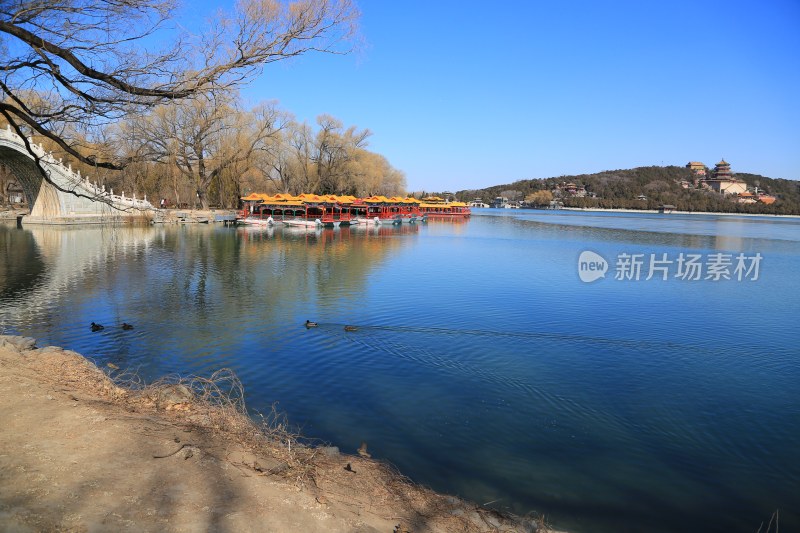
[1,210,798,533]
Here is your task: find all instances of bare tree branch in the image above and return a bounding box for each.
[1,0,360,192]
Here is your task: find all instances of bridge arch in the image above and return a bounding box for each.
[0,125,153,224]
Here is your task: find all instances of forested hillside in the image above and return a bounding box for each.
[456,166,800,215]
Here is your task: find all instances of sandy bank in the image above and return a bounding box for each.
[0,336,552,533]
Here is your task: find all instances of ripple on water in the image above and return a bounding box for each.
[2,217,799,533]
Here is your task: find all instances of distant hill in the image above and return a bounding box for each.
[453,166,800,215]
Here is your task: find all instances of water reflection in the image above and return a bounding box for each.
[1,223,157,328]
[0,222,46,300]
[1,215,798,533]
[474,210,798,253]
[0,223,419,375]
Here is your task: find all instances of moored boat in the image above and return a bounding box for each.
[239,215,275,227]
[282,217,322,228]
[418,196,471,219]
[237,193,468,226]
[360,195,424,224]
[373,215,402,225]
[402,214,427,223]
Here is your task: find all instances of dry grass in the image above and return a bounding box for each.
[112,367,554,531]
[20,343,308,469]
[9,338,555,532]
[108,367,314,472]
[25,346,130,402]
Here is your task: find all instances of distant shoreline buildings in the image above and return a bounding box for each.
[686,159,775,204]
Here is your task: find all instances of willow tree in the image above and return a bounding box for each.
[525,190,554,206]
[129,94,287,209]
[256,116,406,196]
[0,0,359,189]
[340,149,405,197]
[254,125,302,194]
[257,120,317,194]
[313,114,370,194]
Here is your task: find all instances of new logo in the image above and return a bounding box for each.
[578,251,608,283]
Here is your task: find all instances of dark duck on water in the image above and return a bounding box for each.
[90,322,104,332]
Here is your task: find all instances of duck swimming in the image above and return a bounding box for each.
[90,322,104,332]
[344,325,358,332]
[305,320,318,328]
[121,323,134,330]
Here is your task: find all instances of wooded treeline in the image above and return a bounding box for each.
[36,98,406,209]
[4,94,406,210]
[458,166,800,215]
[2,0,406,209]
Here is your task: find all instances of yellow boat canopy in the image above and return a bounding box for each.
[363,195,391,203]
[419,201,466,208]
[241,193,464,208]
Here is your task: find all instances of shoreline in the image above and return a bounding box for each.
[557,207,800,218]
[0,335,556,533]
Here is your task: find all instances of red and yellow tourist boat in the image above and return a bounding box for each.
[238,193,470,226]
[360,196,425,224]
[418,196,471,219]
[239,193,355,227]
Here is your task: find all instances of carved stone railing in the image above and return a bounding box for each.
[0,125,154,223]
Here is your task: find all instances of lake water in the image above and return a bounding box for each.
[1,210,798,533]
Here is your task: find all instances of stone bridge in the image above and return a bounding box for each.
[0,125,153,224]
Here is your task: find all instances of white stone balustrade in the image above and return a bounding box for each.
[0,125,154,223]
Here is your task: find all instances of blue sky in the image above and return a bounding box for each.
[197,0,799,192]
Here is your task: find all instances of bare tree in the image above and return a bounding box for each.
[287,121,316,193]
[254,116,404,196]
[129,93,286,208]
[0,0,359,178]
[252,116,304,194]
[312,114,369,194]
[525,189,553,206]
[343,149,405,197]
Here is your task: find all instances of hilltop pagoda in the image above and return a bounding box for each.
[712,159,733,180]
[700,159,747,195]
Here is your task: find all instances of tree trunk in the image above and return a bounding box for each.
[197,188,209,210]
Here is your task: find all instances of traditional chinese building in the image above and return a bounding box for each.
[712,159,733,179]
[736,191,757,204]
[701,159,747,195]
[686,161,707,176]
[757,194,777,205]
[556,182,586,197]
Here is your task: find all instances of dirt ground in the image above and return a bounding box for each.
[0,336,550,533]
